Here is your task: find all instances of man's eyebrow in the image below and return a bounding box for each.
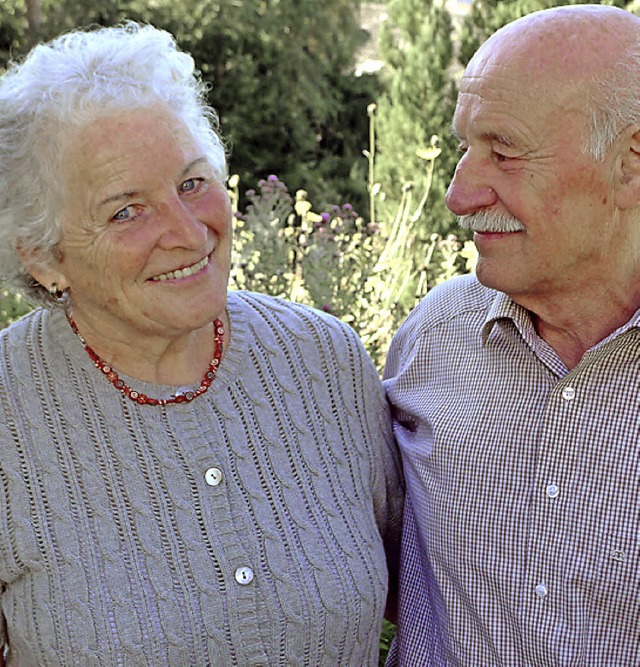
[481,131,517,147]
[449,125,516,147]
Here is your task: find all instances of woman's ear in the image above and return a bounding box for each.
[15,243,68,293]
[614,126,640,210]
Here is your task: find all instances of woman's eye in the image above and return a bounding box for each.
[180,177,204,194]
[111,205,138,223]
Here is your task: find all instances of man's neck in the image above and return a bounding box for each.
[519,289,640,370]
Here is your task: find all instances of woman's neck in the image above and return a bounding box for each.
[67,310,230,385]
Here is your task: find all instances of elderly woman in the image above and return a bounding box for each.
[0,23,402,666]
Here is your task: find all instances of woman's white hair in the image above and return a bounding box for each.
[0,21,227,308]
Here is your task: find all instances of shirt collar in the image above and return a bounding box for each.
[481,290,533,345]
[481,289,640,346]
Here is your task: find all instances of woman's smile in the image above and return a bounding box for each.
[149,254,210,282]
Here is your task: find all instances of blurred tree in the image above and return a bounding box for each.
[190,0,373,212]
[373,0,459,238]
[0,0,372,213]
[0,0,27,66]
[25,0,42,45]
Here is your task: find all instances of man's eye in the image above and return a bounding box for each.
[494,150,521,164]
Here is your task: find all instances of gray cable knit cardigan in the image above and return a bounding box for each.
[0,290,403,667]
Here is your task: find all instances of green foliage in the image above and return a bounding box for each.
[374,0,459,239]
[0,0,372,215]
[229,148,475,369]
[0,289,32,329]
[190,0,373,213]
[0,0,27,65]
[379,620,397,666]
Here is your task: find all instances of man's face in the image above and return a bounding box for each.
[445,47,626,307]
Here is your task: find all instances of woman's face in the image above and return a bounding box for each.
[49,105,232,342]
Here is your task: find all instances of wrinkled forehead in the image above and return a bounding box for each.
[453,57,584,142]
[454,27,594,135]
[466,33,584,96]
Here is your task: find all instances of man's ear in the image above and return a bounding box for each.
[15,243,68,292]
[614,126,640,210]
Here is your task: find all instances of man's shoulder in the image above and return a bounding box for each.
[402,273,495,336]
[383,274,496,385]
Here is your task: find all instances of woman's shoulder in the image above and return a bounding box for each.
[228,290,359,342]
[0,307,47,352]
[226,290,378,386]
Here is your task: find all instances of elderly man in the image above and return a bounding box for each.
[384,5,640,665]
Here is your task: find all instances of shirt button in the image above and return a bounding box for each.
[235,567,254,585]
[561,386,575,401]
[205,467,223,486]
[611,548,626,562]
[535,583,548,598]
[546,484,559,498]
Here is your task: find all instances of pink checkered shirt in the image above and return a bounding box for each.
[384,273,640,666]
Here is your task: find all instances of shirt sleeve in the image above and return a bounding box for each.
[374,400,404,622]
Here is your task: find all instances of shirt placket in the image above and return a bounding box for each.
[521,371,589,665]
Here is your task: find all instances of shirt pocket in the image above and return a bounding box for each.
[594,530,639,610]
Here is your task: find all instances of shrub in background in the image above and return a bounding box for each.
[229,166,475,370]
[0,290,32,330]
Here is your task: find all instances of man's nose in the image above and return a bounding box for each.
[445,152,498,216]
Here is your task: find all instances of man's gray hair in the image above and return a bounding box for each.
[585,43,640,161]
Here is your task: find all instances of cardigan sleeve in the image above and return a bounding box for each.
[0,586,6,660]
[348,329,404,603]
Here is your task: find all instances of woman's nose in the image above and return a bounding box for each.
[158,196,209,248]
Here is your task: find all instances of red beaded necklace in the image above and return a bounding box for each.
[67,316,225,406]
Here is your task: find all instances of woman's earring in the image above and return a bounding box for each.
[48,282,68,304]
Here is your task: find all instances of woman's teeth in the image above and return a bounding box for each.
[152,256,208,281]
